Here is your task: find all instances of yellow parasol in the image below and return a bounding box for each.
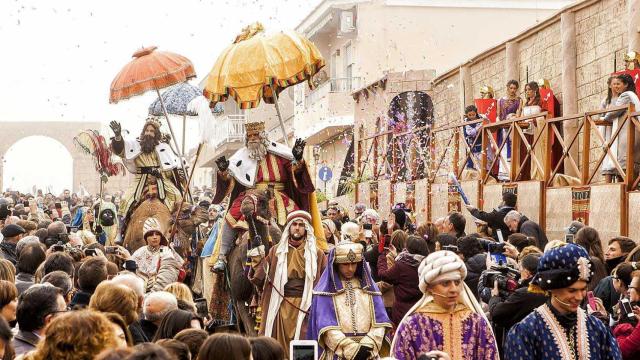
[203,22,325,146]
[204,22,327,250]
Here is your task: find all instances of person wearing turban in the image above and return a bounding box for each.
[308,240,392,359]
[391,250,498,360]
[504,243,621,360]
[249,210,326,354]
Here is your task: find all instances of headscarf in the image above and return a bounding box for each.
[264,210,318,340]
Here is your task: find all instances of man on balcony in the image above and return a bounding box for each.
[211,120,326,271]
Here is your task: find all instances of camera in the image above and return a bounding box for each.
[44,233,69,249]
[51,242,65,252]
[482,264,519,293]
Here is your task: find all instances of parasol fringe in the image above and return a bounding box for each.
[187,95,215,144]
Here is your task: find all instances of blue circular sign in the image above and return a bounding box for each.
[318,166,333,182]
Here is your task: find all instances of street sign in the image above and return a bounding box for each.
[318,166,333,182]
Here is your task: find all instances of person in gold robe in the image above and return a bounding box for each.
[308,238,392,360]
[109,118,184,220]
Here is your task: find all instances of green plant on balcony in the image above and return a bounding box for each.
[316,190,328,203]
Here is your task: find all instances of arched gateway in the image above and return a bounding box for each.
[0,121,129,194]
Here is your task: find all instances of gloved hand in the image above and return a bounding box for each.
[109,121,121,137]
[292,138,306,161]
[216,156,229,172]
[353,345,372,360]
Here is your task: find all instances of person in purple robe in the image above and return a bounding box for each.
[307,239,392,360]
[496,80,523,181]
[391,250,499,360]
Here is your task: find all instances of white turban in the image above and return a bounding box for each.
[417,250,467,294]
[392,251,498,354]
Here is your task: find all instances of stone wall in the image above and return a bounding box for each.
[575,0,628,113]
[518,22,563,100]
[470,51,506,100]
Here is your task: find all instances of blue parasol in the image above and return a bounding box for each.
[149,83,202,116]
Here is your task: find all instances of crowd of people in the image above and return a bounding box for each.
[0,184,638,359]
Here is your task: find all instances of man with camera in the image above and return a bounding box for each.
[487,254,546,351]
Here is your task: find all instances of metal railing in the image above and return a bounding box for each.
[210,114,246,147]
[305,77,362,107]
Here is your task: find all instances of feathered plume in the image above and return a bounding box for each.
[73,130,126,177]
[187,95,216,143]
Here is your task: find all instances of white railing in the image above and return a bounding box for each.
[305,77,362,107]
[211,114,246,147]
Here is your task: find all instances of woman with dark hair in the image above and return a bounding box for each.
[250,336,285,360]
[575,226,608,290]
[152,309,202,342]
[0,281,17,324]
[197,333,251,360]
[522,81,546,180]
[601,76,621,181]
[377,235,428,327]
[0,316,14,360]
[496,79,523,181]
[416,222,438,254]
[601,73,640,180]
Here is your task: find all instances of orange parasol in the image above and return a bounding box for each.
[109,46,196,104]
[203,22,325,145]
[110,46,198,198]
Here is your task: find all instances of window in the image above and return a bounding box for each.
[343,42,353,91]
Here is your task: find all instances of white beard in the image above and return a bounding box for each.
[247,141,268,160]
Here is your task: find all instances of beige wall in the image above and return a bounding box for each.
[353,1,562,85]
[433,0,630,118]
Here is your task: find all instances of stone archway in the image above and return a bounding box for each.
[0,121,129,195]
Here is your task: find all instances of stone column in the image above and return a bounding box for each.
[460,65,473,109]
[505,41,519,82]
[630,0,640,51]
[561,11,580,178]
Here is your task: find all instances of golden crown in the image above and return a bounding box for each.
[536,78,550,89]
[144,116,162,129]
[479,85,494,98]
[245,121,265,135]
[334,241,363,264]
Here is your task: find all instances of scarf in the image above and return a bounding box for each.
[264,219,318,339]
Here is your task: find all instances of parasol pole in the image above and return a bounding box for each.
[182,115,186,156]
[270,84,290,147]
[154,87,192,199]
[169,142,204,242]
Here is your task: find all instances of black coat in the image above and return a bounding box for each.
[488,279,547,331]
[594,275,619,314]
[469,205,514,241]
[464,253,487,300]
[517,215,548,249]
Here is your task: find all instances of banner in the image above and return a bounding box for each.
[571,186,590,224]
[447,184,462,213]
[369,182,378,210]
[540,88,556,118]
[474,99,497,122]
[502,184,518,196]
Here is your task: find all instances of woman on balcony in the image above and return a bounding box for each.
[522,82,545,180]
[496,80,523,182]
[600,76,621,183]
[602,74,640,181]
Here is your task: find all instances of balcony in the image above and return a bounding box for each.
[210,114,246,147]
[201,114,246,168]
[305,77,362,108]
[296,77,360,144]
